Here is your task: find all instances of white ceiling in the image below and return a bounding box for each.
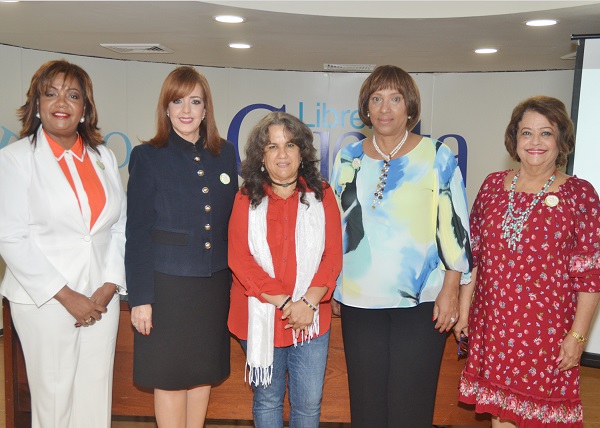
[1,1,600,73]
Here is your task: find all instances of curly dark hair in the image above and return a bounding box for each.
[241,111,327,208]
[505,96,575,168]
[17,59,104,152]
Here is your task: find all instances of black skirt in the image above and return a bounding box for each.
[133,270,231,390]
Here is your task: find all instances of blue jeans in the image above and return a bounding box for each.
[241,330,330,428]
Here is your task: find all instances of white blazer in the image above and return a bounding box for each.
[0,128,127,306]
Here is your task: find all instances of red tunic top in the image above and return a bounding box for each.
[228,183,342,348]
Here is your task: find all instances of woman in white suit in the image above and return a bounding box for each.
[0,60,127,428]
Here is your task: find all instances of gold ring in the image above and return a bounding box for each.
[133,322,139,328]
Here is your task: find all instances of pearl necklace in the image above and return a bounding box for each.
[372,131,408,162]
[372,131,408,209]
[501,169,556,250]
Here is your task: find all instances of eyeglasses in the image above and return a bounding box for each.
[457,334,469,358]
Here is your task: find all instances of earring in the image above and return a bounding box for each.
[408,115,412,120]
[367,111,370,118]
[36,112,40,119]
[260,164,265,172]
[166,112,170,117]
[202,114,206,121]
[300,159,304,169]
[80,117,85,123]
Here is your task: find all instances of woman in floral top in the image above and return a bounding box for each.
[455,96,600,427]
[330,65,472,427]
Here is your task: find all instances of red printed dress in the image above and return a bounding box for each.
[458,170,600,427]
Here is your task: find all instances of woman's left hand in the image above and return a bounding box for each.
[90,282,117,308]
[557,335,585,371]
[282,300,316,336]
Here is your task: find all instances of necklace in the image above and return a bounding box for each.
[501,169,556,250]
[372,131,408,162]
[371,131,408,209]
[271,177,298,188]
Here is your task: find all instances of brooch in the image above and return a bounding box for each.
[544,195,559,207]
[96,160,105,170]
[220,173,231,185]
[351,158,361,170]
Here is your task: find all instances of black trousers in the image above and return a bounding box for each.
[341,302,447,428]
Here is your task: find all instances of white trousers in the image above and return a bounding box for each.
[10,295,120,428]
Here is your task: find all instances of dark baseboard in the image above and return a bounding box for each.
[581,351,600,368]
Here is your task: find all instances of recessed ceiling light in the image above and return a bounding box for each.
[214,15,245,24]
[229,43,251,49]
[474,48,497,54]
[525,19,558,27]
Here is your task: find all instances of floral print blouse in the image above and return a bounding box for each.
[330,137,472,309]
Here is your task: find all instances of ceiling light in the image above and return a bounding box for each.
[214,15,245,24]
[229,43,251,49]
[525,19,558,27]
[474,48,497,54]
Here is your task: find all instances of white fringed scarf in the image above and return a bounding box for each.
[246,192,325,387]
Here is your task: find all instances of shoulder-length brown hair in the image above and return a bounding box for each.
[17,59,103,152]
[358,65,421,131]
[145,66,222,155]
[504,96,575,168]
[241,111,327,208]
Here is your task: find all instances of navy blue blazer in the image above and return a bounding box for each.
[125,130,238,307]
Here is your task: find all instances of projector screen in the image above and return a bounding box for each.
[569,35,600,367]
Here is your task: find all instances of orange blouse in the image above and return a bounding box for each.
[46,132,106,229]
[228,183,343,348]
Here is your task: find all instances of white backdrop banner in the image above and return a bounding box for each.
[0,44,581,331]
[0,44,576,207]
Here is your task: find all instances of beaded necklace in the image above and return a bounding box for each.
[371,131,408,209]
[501,169,556,250]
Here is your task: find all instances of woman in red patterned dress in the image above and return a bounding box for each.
[455,96,600,427]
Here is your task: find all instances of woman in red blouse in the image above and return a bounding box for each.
[228,111,342,427]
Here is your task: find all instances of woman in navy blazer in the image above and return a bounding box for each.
[0,60,127,428]
[125,66,238,427]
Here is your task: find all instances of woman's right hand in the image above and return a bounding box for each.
[331,299,341,317]
[282,300,316,338]
[54,285,107,327]
[454,268,477,342]
[131,304,153,335]
[453,316,469,342]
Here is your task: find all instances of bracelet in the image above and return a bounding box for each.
[301,295,318,312]
[278,296,291,311]
[569,330,588,343]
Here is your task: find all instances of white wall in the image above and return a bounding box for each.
[0,44,575,202]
